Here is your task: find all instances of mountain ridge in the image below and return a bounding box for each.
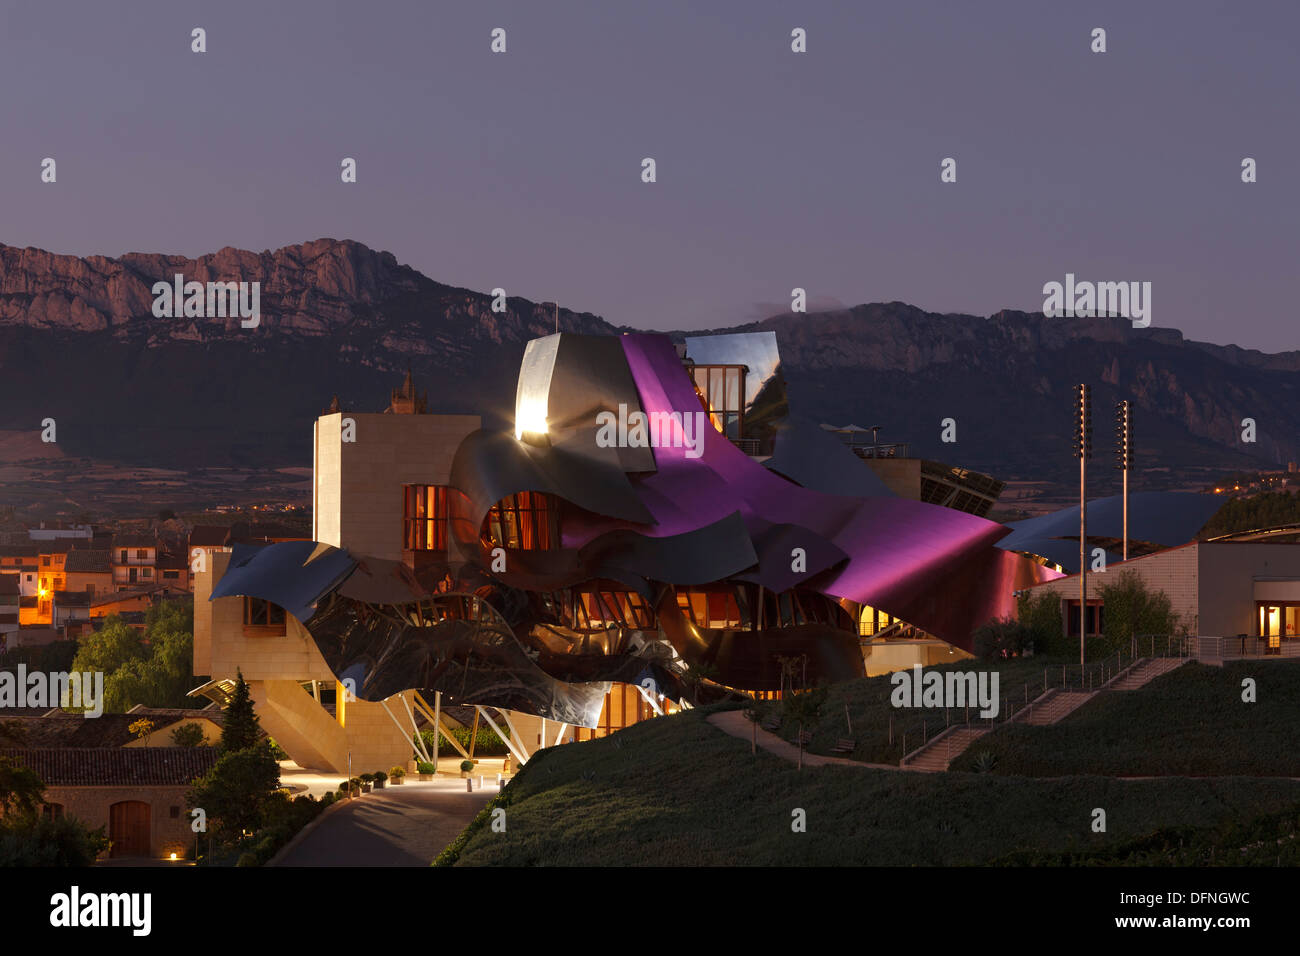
[0,238,1295,488]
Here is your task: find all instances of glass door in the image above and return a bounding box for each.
[1260,605,1282,654]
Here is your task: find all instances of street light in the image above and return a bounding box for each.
[1073,384,1092,672]
[1115,401,1133,561]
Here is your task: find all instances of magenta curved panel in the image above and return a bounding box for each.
[617,333,1060,649]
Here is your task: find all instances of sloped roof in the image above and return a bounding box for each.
[0,747,217,786]
[64,550,111,573]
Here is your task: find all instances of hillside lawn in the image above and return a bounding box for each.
[949,660,1300,776]
[437,704,1300,866]
[769,654,1104,764]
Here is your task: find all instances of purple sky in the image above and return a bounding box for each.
[1,1,1296,350]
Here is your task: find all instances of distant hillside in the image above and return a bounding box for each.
[0,239,1295,490]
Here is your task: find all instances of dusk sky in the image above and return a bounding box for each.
[1,1,1296,350]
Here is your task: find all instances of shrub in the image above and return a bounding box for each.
[1018,590,1065,655]
[359,772,374,783]
[389,766,406,779]
[972,617,1035,660]
[782,686,827,725]
[419,725,511,757]
[373,771,387,783]
[416,761,436,775]
[460,759,475,773]
[971,749,999,773]
[0,817,109,866]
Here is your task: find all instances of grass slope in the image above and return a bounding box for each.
[950,661,1300,776]
[771,655,1081,764]
[440,706,1300,866]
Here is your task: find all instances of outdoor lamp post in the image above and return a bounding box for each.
[1073,384,1092,671]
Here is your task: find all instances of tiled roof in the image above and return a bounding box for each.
[111,534,157,550]
[64,550,111,573]
[0,710,225,749]
[52,591,91,607]
[0,545,40,558]
[0,747,218,786]
[91,586,174,607]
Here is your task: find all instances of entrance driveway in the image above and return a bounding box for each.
[271,780,494,866]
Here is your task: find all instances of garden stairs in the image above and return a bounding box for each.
[898,656,1188,772]
[1108,656,1185,691]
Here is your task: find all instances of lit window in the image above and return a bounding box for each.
[690,365,746,440]
[403,485,449,552]
[482,492,559,551]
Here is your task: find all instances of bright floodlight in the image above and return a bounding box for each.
[515,400,548,440]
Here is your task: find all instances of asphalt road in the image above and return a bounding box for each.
[271,783,494,866]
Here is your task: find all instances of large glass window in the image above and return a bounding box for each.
[565,585,655,630]
[404,485,449,551]
[482,491,559,551]
[676,587,744,629]
[690,365,745,440]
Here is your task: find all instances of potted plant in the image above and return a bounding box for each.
[348,776,362,797]
[373,770,387,790]
[389,766,406,785]
[416,761,436,782]
[459,759,475,778]
[359,772,374,793]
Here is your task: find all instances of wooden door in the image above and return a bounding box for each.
[109,800,151,857]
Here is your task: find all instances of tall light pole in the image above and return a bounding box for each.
[1074,384,1092,672]
[1115,400,1133,561]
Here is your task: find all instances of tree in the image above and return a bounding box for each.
[1096,571,1179,655]
[67,599,199,713]
[187,744,281,840]
[127,718,155,744]
[1018,590,1066,656]
[171,723,206,747]
[69,616,147,681]
[0,756,44,818]
[220,671,262,753]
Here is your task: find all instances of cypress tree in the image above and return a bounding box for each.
[220,670,261,753]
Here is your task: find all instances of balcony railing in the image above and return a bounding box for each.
[728,437,762,456]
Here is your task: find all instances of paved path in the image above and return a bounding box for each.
[271,783,493,866]
[706,709,923,771]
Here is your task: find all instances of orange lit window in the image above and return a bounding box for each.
[482,492,559,551]
[403,485,449,551]
[690,365,745,440]
[676,587,743,629]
